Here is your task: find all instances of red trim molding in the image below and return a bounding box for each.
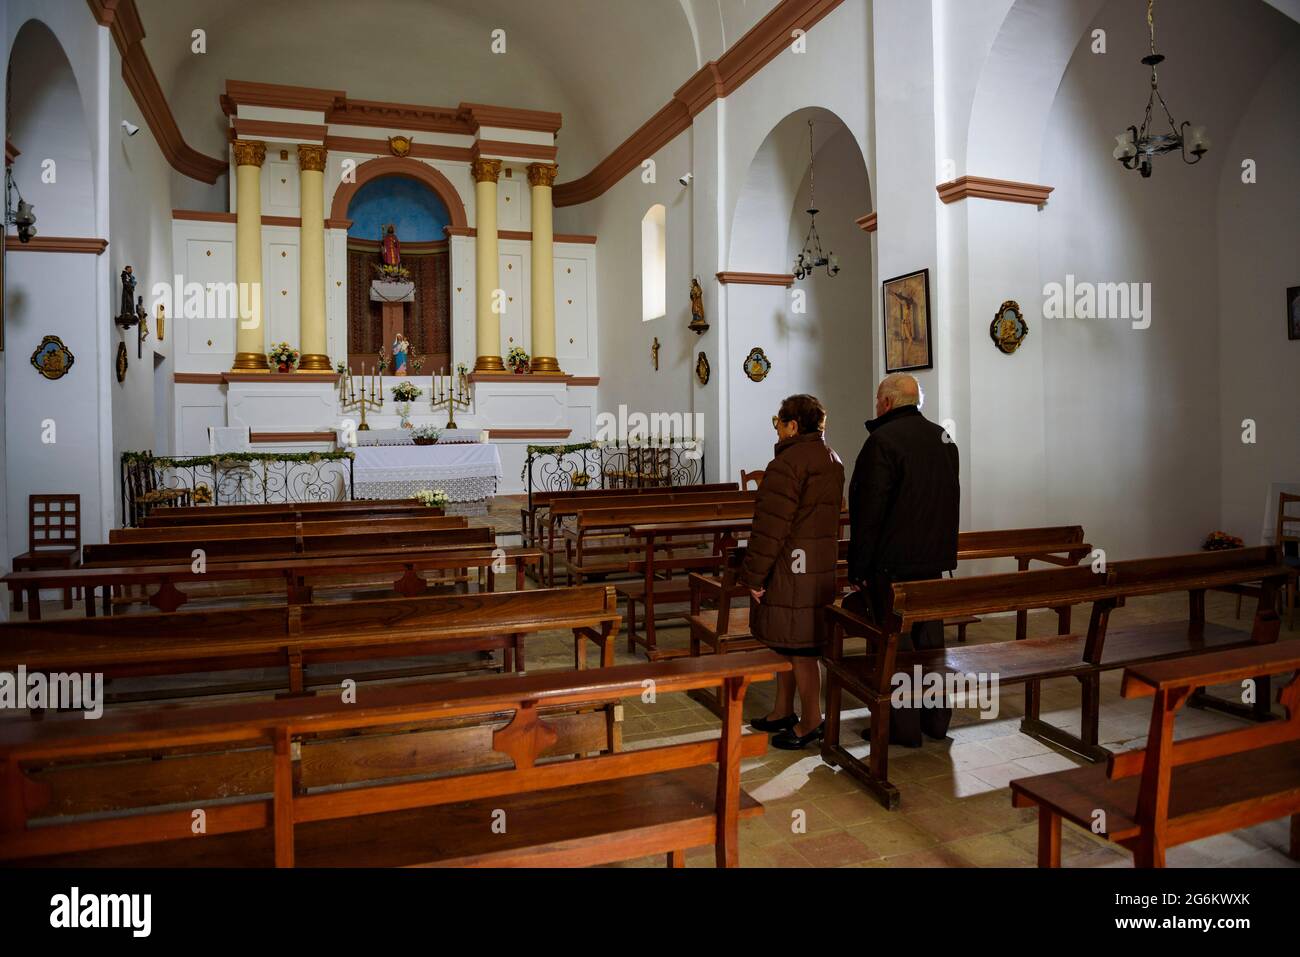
[324,135,472,164]
[716,271,794,287]
[855,212,877,232]
[444,226,596,244]
[222,80,344,115]
[553,0,844,207]
[567,377,600,387]
[250,431,337,444]
[463,103,562,135]
[231,118,328,142]
[5,236,108,254]
[174,372,224,384]
[937,176,1054,206]
[88,0,226,184]
[472,140,558,162]
[224,372,340,383]
[486,429,573,440]
[329,157,468,229]
[173,209,351,229]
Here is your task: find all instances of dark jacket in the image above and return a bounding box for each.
[740,432,845,653]
[847,405,960,582]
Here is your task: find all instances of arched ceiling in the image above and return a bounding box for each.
[134,0,768,180]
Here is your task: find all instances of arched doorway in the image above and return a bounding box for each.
[726,107,872,473]
[343,174,453,373]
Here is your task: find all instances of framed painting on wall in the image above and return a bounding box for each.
[881,268,933,372]
[1287,286,1299,341]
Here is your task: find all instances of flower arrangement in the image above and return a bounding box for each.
[571,471,592,488]
[411,424,442,446]
[334,361,347,374]
[456,362,470,382]
[193,484,213,505]
[391,381,423,402]
[414,488,449,508]
[267,342,300,372]
[396,402,413,428]
[371,262,412,283]
[1203,531,1244,551]
[506,346,531,374]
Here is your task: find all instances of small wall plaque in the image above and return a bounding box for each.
[31,335,75,380]
[990,300,1028,355]
[695,351,710,385]
[743,346,770,382]
[115,341,128,382]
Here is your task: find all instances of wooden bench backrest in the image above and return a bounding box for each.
[549,489,755,520]
[142,504,434,527]
[28,494,81,551]
[151,499,417,519]
[83,525,493,566]
[110,515,461,543]
[532,482,738,511]
[0,651,786,864]
[576,499,755,530]
[0,584,618,668]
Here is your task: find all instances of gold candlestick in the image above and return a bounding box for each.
[430,366,471,429]
[340,362,381,431]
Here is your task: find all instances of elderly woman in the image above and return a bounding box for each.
[740,394,845,750]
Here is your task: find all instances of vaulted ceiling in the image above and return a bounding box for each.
[135,0,782,180]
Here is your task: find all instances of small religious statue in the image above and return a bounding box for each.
[392,332,410,376]
[688,277,709,335]
[381,224,401,267]
[651,336,661,372]
[117,266,138,327]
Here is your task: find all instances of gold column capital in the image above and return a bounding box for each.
[526,162,559,188]
[232,139,267,168]
[471,157,503,184]
[297,144,328,173]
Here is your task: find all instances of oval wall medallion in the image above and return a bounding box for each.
[695,351,710,386]
[31,335,75,380]
[115,341,129,383]
[990,300,1028,355]
[743,347,771,382]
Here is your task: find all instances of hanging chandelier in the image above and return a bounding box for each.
[793,120,838,280]
[1112,0,1209,178]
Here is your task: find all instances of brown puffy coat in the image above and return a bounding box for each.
[739,432,845,654]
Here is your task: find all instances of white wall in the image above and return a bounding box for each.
[1217,42,1300,543]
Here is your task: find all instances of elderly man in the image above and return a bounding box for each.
[846,373,960,747]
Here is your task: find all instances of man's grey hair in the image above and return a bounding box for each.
[878,372,924,410]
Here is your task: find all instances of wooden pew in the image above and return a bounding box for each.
[543,489,755,585]
[4,546,542,620]
[525,483,742,582]
[82,524,491,568]
[109,514,461,544]
[143,500,432,526]
[820,546,1289,809]
[1010,642,1300,867]
[0,652,786,867]
[564,500,758,586]
[0,585,623,701]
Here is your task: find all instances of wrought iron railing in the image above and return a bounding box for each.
[522,441,705,509]
[121,451,354,526]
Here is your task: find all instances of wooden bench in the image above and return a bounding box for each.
[0,652,786,867]
[821,547,1289,808]
[1010,642,1300,867]
[143,500,433,526]
[109,514,460,544]
[521,482,738,549]
[3,546,542,620]
[563,500,757,586]
[81,523,493,568]
[0,585,622,702]
[543,489,755,585]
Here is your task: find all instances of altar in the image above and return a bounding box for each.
[351,441,503,504]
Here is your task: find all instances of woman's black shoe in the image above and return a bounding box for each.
[749,713,797,733]
[772,722,825,750]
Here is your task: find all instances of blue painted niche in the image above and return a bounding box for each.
[346,175,450,243]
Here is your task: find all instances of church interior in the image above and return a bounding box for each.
[0,0,1298,893]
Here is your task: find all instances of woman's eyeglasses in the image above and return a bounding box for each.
[772,415,782,430]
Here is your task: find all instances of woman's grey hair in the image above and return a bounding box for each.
[877,372,924,409]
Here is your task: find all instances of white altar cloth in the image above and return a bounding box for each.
[341,428,486,447]
[353,442,503,502]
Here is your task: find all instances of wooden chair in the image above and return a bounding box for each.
[10,494,81,612]
[1011,642,1300,867]
[739,469,765,490]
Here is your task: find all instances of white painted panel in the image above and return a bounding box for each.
[265,158,299,213]
[555,256,589,361]
[498,251,526,355]
[267,242,300,349]
[497,177,523,229]
[185,238,236,355]
[180,404,226,456]
[450,236,475,368]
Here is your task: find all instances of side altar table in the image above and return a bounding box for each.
[351,442,503,504]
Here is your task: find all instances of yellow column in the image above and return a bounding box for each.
[297,144,330,370]
[232,139,267,370]
[527,162,562,374]
[471,157,505,372]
